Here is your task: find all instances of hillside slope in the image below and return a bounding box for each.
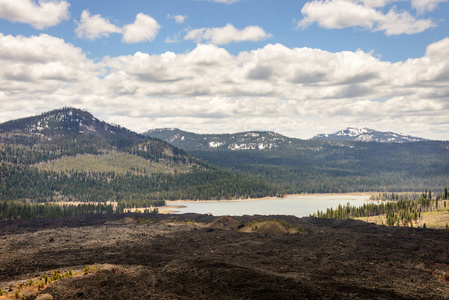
[144,128,449,193]
[144,128,295,151]
[0,108,282,209]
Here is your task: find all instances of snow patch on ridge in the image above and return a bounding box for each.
[313,127,427,143]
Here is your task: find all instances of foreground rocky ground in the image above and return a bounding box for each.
[1,213,449,299]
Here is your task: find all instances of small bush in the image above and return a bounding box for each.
[51,270,61,281]
[65,269,73,278]
[83,266,90,275]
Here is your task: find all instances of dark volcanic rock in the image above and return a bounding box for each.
[1,214,449,299]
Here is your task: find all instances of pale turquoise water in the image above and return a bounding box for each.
[165,194,375,217]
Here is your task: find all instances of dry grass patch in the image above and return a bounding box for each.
[35,152,190,175]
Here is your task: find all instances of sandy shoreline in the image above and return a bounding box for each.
[166,192,372,204]
[158,192,373,214]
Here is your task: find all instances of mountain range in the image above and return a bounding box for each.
[144,126,449,194]
[0,108,281,205]
[143,127,430,152]
[1,107,448,206]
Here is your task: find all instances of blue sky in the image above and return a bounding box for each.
[0,0,448,139]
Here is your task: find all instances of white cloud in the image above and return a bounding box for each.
[75,10,121,40]
[122,13,160,43]
[185,24,272,45]
[297,0,437,35]
[376,8,436,35]
[167,14,187,24]
[74,11,160,43]
[411,0,448,13]
[0,33,100,120]
[1,33,449,140]
[0,0,69,29]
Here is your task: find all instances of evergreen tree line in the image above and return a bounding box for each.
[116,199,166,213]
[369,192,420,201]
[312,187,448,226]
[128,140,205,166]
[0,200,115,220]
[0,163,282,203]
[0,198,165,221]
[0,139,101,164]
[190,141,449,194]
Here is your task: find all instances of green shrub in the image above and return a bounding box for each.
[51,270,61,281]
[83,266,90,275]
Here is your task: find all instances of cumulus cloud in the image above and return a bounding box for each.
[75,10,121,40]
[0,33,101,121]
[0,0,69,29]
[297,0,437,35]
[411,0,448,13]
[185,24,272,45]
[167,14,187,24]
[75,11,160,43]
[122,13,160,43]
[1,33,449,140]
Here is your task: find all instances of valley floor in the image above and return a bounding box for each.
[1,214,449,299]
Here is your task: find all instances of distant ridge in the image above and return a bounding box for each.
[143,128,295,151]
[144,127,430,151]
[143,126,449,194]
[312,127,428,143]
[0,108,284,204]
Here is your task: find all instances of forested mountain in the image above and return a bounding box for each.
[312,127,428,143]
[144,128,308,151]
[0,107,139,140]
[0,108,282,219]
[0,108,195,164]
[2,108,448,221]
[144,127,431,151]
[144,128,449,193]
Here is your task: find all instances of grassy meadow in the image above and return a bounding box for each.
[357,200,449,229]
[35,152,191,175]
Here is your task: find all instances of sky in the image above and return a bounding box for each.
[0,0,448,140]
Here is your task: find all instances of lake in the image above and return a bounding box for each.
[164,194,375,217]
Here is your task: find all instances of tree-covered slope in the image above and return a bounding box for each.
[144,128,296,151]
[144,128,449,193]
[189,141,449,193]
[0,108,282,208]
[0,108,201,166]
